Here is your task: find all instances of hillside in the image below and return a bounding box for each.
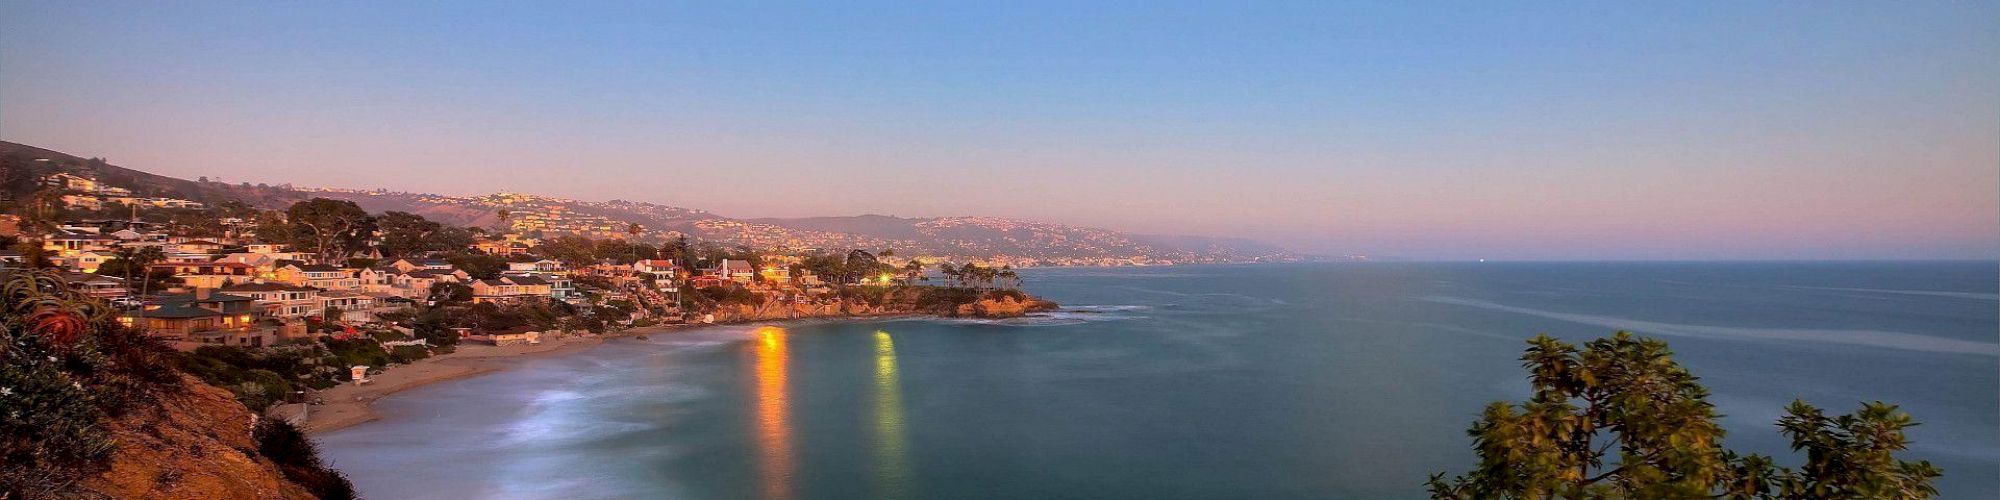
[0,141,300,207]
[3,140,1300,263]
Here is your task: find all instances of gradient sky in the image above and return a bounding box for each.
[3,1,1995,260]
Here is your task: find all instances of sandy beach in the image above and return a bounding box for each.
[284,313,936,435]
[282,333,617,434]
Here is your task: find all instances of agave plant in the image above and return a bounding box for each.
[2,269,111,348]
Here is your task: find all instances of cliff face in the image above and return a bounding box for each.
[705,291,1060,323]
[953,296,1061,318]
[76,376,316,500]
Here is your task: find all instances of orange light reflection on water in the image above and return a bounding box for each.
[874,330,911,498]
[752,326,793,500]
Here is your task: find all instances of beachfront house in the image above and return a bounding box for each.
[277,263,360,290]
[222,282,323,319]
[470,275,553,303]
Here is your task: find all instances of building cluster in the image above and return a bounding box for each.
[4,173,909,352]
[44,172,207,211]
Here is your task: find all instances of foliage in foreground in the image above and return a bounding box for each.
[254,418,357,500]
[1,269,182,497]
[1428,332,1941,499]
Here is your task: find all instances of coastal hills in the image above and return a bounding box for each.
[2,140,1313,265]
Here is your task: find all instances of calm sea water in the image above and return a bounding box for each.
[319,262,1999,499]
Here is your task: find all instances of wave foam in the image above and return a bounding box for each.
[1422,296,1999,356]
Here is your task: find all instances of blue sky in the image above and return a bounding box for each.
[3,1,1995,259]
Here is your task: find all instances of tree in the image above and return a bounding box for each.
[445,253,505,280]
[626,223,643,262]
[494,208,512,234]
[283,199,374,263]
[374,211,474,258]
[98,246,175,291]
[1428,333,1939,499]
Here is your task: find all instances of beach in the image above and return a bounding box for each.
[286,313,926,434]
[280,333,616,433]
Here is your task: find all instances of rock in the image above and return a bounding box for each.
[959,296,1061,318]
[75,376,317,500]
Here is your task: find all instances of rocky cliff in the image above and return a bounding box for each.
[953,296,1061,318]
[705,289,1059,323]
[75,376,319,500]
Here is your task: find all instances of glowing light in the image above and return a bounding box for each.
[873,330,911,498]
[751,326,794,500]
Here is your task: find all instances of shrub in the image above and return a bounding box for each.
[388,344,430,364]
[253,419,356,500]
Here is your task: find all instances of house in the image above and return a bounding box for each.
[386,258,454,273]
[42,172,100,192]
[222,282,323,319]
[171,240,227,255]
[63,272,129,299]
[214,252,288,276]
[469,275,552,303]
[689,275,725,289]
[107,228,149,241]
[43,232,116,256]
[633,259,680,288]
[466,327,540,346]
[69,250,115,273]
[122,289,261,342]
[150,261,257,289]
[318,290,383,323]
[708,259,756,284]
[472,238,530,256]
[277,263,359,290]
[507,259,568,275]
[547,275,576,301]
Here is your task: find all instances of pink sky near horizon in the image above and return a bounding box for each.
[2,2,1995,260]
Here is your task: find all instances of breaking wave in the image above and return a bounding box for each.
[1422,296,1999,356]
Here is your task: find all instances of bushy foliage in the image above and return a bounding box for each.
[1429,332,1940,499]
[697,284,761,306]
[253,418,356,500]
[177,345,338,410]
[1,269,181,497]
[388,344,431,364]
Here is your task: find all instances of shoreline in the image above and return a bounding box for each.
[288,312,935,435]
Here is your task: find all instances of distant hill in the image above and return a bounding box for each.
[2,140,1297,263]
[0,140,303,207]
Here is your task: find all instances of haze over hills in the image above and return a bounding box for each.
[2,140,1328,265]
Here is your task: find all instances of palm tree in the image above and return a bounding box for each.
[626,223,644,263]
[494,208,512,233]
[902,260,924,282]
[938,263,960,287]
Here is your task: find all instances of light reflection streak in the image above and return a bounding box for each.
[873,330,912,498]
[752,326,793,500]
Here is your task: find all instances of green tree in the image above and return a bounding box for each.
[444,253,505,280]
[97,246,176,291]
[375,211,443,258]
[284,198,375,263]
[1428,333,1939,499]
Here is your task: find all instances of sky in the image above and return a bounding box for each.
[2,1,1995,260]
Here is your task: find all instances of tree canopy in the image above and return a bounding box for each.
[375,211,473,258]
[1429,332,1940,499]
[279,198,375,263]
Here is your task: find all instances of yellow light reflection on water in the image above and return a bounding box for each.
[752,326,793,500]
[874,330,912,498]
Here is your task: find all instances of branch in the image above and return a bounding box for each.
[1582,465,1626,485]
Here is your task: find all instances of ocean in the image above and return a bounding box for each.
[317,262,2000,498]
